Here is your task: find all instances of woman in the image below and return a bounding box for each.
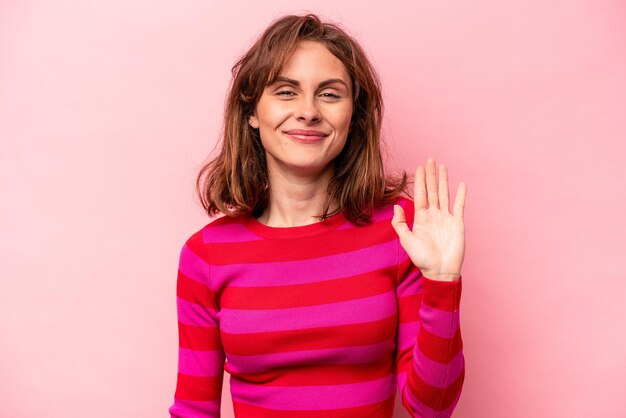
[169,13,467,418]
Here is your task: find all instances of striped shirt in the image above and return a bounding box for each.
[169,197,464,417]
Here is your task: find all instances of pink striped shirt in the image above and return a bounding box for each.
[169,197,464,417]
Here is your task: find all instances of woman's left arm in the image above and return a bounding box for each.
[391,158,467,417]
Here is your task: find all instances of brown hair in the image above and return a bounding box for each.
[196,13,407,224]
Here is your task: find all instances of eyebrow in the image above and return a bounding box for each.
[273,76,350,91]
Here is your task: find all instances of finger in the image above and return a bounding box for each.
[439,164,450,213]
[453,182,467,219]
[413,165,427,211]
[391,204,411,240]
[425,158,439,209]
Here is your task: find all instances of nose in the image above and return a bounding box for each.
[295,97,321,124]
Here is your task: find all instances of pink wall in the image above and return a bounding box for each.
[1,1,625,417]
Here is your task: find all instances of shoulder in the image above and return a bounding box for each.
[392,195,414,210]
[344,196,415,229]
[370,195,414,216]
[366,196,414,226]
[184,214,256,248]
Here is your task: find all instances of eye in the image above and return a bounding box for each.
[320,92,341,99]
[276,90,296,97]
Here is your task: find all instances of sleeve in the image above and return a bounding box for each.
[394,203,465,417]
[169,236,226,418]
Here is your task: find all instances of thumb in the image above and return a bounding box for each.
[391,204,411,239]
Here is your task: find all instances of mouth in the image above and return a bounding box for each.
[283,129,329,143]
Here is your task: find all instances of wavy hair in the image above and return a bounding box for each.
[196,13,407,224]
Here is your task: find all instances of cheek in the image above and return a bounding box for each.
[340,103,353,125]
[261,108,291,131]
[334,105,353,134]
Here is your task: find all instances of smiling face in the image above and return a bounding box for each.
[248,40,353,179]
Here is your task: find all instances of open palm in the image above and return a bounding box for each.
[391,158,467,282]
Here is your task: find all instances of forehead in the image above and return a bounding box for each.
[277,41,350,82]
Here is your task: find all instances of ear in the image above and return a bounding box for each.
[248,114,259,129]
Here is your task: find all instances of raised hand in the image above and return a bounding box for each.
[391,158,467,282]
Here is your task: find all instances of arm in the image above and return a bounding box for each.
[395,255,465,417]
[169,236,225,418]
[391,159,467,416]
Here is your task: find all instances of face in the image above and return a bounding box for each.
[248,40,353,179]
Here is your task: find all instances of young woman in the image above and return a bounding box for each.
[169,13,467,418]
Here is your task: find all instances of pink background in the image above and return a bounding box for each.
[1,1,625,417]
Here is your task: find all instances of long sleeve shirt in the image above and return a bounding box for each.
[169,197,465,417]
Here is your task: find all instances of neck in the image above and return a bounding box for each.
[257,165,337,227]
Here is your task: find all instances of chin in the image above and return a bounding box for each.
[283,160,335,176]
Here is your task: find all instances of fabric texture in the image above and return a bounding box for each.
[169,197,465,417]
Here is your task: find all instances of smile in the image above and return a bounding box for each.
[283,129,329,143]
